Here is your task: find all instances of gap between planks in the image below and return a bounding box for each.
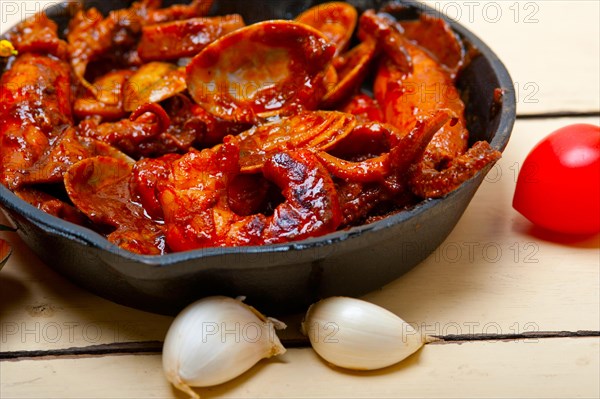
[1,331,598,362]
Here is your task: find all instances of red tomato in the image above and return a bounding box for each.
[513,124,600,235]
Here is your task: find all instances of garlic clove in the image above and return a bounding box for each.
[163,296,286,398]
[302,296,425,371]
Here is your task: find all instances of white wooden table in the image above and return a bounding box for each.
[1,1,599,398]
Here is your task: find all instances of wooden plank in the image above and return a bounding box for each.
[1,116,598,354]
[1,1,598,115]
[1,338,599,398]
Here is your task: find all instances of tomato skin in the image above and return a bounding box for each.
[513,124,600,235]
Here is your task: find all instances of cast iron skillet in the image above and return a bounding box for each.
[0,0,515,315]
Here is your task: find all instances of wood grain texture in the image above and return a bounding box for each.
[2,338,599,398]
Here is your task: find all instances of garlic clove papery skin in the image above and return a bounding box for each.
[163,296,286,396]
[302,297,424,371]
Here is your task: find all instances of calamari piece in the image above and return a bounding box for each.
[14,188,87,226]
[138,15,245,61]
[78,103,171,156]
[386,110,458,175]
[358,10,412,73]
[401,14,465,78]
[335,180,384,227]
[320,110,455,226]
[410,141,501,198]
[236,111,356,172]
[261,150,342,244]
[74,70,135,120]
[65,156,165,255]
[67,4,147,95]
[340,94,384,123]
[296,2,358,56]
[186,21,335,123]
[317,110,454,183]
[5,13,68,59]
[190,105,250,147]
[318,151,391,184]
[101,95,247,158]
[0,53,72,189]
[321,39,377,108]
[144,0,215,24]
[131,96,207,156]
[124,62,187,112]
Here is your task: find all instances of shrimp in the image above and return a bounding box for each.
[366,10,501,198]
[259,149,342,245]
[0,53,72,189]
[77,103,171,157]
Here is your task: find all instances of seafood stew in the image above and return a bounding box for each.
[0,0,501,256]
